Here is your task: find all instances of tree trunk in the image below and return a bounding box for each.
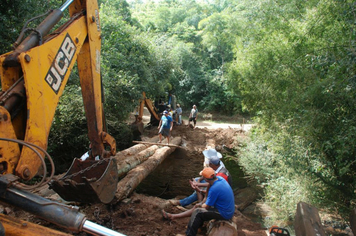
[234,187,258,211]
[207,220,238,236]
[117,145,159,177]
[294,202,326,236]
[114,136,159,161]
[132,140,182,148]
[114,137,182,201]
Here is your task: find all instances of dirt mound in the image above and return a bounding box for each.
[77,192,266,236]
[3,122,266,236]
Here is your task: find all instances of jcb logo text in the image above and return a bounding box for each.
[45,34,76,94]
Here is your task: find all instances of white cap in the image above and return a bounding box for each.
[202,148,222,159]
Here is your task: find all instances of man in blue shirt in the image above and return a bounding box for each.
[185,167,235,235]
[158,111,173,144]
[169,150,231,208]
[162,167,235,236]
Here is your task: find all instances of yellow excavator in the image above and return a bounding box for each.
[131,92,177,135]
[131,92,161,134]
[0,0,124,235]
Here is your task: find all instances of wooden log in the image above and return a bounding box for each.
[114,136,158,160]
[114,137,182,201]
[234,187,258,211]
[207,220,238,236]
[350,208,356,235]
[114,144,147,160]
[132,140,182,148]
[294,202,326,236]
[116,145,159,177]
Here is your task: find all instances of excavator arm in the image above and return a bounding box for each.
[0,0,123,234]
[0,0,115,180]
[132,92,161,134]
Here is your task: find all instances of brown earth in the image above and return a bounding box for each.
[3,115,269,236]
[73,122,267,236]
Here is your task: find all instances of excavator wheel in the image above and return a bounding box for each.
[49,157,118,204]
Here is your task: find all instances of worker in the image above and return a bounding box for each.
[176,104,182,125]
[166,104,173,117]
[162,167,235,236]
[169,154,231,207]
[188,105,198,128]
[203,148,225,168]
[158,110,173,144]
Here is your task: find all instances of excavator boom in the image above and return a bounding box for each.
[131,92,162,134]
[0,0,122,234]
[0,0,117,200]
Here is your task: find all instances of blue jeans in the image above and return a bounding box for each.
[179,192,198,207]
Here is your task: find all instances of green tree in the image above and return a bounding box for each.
[0,0,62,54]
[231,0,356,221]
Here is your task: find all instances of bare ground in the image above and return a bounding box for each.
[3,115,268,236]
[72,123,267,236]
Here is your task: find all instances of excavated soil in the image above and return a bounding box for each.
[3,118,268,236]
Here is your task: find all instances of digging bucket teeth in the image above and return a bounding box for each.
[49,157,118,204]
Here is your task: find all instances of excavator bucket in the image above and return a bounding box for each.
[49,157,118,204]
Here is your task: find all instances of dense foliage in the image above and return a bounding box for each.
[230,0,356,222]
[1,0,355,227]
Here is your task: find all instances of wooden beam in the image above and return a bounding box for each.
[132,140,182,148]
[114,136,159,161]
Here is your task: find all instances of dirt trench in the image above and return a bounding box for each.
[73,124,267,236]
[3,122,267,236]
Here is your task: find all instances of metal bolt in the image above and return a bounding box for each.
[91,16,95,23]
[23,168,31,179]
[75,37,79,44]
[0,113,8,122]
[24,54,31,62]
